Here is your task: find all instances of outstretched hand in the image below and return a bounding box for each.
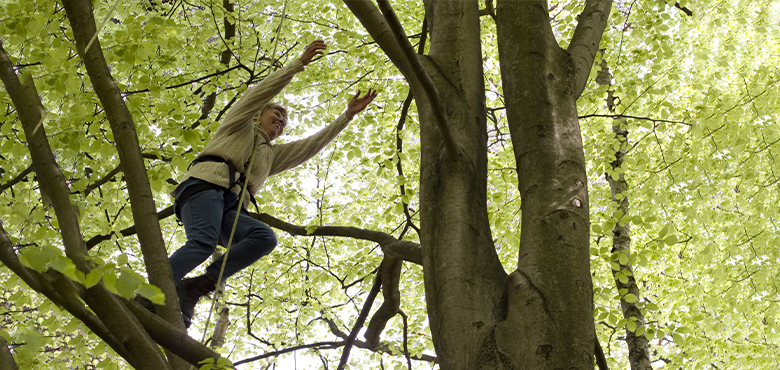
[345,89,378,119]
[300,40,327,66]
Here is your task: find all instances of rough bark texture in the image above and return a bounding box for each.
[608,123,653,370]
[60,0,184,338]
[494,0,610,368]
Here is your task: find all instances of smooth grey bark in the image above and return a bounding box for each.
[0,337,19,370]
[59,0,185,347]
[346,1,508,368]
[0,43,171,370]
[494,0,611,368]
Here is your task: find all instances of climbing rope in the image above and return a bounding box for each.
[198,0,290,347]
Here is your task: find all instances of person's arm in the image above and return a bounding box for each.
[267,89,377,176]
[215,41,327,137]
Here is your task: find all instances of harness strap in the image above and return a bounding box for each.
[189,155,246,189]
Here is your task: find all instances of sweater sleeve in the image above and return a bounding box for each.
[215,59,305,137]
[267,113,352,176]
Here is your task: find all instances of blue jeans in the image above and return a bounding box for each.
[168,178,277,283]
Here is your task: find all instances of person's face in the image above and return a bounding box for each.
[255,108,287,140]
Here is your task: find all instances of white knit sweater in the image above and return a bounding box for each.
[177,58,352,204]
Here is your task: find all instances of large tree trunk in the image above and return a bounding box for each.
[416,1,508,369]
[494,0,610,368]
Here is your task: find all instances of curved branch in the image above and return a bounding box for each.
[255,213,422,265]
[376,0,458,155]
[364,257,402,347]
[568,0,613,98]
[234,341,344,366]
[322,316,438,363]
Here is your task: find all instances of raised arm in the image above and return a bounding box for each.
[217,41,328,136]
[268,89,377,176]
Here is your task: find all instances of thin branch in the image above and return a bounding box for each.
[84,165,122,196]
[0,165,33,193]
[376,0,458,155]
[674,2,693,16]
[85,206,174,250]
[595,337,609,370]
[322,316,438,363]
[578,113,690,126]
[337,273,382,370]
[400,311,412,370]
[124,65,243,95]
[233,341,344,366]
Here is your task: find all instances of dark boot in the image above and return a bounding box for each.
[177,273,217,328]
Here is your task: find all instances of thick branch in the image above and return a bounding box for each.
[364,257,402,347]
[342,0,415,82]
[0,226,132,362]
[376,0,458,155]
[2,42,165,368]
[0,336,19,370]
[61,0,183,331]
[568,0,613,98]
[122,299,225,367]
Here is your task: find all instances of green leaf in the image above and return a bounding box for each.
[137,283,166,305]
[618,252,629,265]
[623,293,638,303]
[305,225,318,235]
[663,235,678,245]
[85,269,103,288]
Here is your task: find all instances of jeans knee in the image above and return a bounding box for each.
[187,238,218,254]
[248,226,277,254]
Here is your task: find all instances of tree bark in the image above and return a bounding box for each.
[608,123,652,370]
[0,337,19,370]
[415,1,508,369]
[0,42,171,370]
[495,0,611,367]
[60,2,186,362]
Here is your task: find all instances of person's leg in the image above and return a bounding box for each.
[205,207,278,280]
[168,188,225,283]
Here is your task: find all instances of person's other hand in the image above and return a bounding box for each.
[346,89,378,119]
[300,40,327,66]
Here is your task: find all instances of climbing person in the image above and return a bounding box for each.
[167,40,377,327]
